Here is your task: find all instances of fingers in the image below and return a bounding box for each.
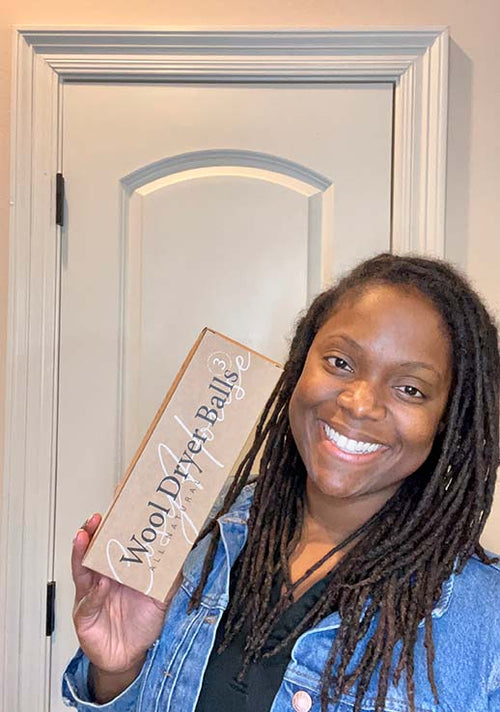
[72,513,102,603]
[83,512,102,538]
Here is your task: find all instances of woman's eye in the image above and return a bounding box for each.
[395,385,425,399]
[327,356,353,372]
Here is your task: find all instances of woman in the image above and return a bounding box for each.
[64,253,500,712]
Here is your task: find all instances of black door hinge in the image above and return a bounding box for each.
[46,581,56,636]
[56,173,65,227]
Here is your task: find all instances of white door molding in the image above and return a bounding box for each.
[1,27,448,712]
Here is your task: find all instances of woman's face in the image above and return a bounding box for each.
[288,284,452,504]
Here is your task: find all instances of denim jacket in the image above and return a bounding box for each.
[63,485,500,712]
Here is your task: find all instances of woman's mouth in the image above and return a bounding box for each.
[322,422,387,457]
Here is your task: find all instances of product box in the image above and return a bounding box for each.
[83,328,283,602]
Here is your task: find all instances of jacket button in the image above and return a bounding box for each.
[292,690,312,712]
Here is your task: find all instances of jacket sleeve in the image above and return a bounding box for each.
[61,648,151,711]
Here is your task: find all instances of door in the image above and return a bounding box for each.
[50,81,393,709]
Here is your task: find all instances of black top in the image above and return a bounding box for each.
[195,560,330,712]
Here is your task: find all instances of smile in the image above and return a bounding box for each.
[322,423,386,455]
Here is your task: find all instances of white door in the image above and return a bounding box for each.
[50,81,393,709]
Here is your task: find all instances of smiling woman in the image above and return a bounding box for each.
[289,285,452,505]
[64,254,499,712]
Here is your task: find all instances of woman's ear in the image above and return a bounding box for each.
[437,420,446,434]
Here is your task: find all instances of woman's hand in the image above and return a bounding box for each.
[72,513,170,694]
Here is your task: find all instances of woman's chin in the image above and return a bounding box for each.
[307,472,367,501]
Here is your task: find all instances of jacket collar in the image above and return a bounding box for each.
[184,483,455,620]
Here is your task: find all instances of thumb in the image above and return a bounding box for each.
[72,514,102,603]
[74,575,113,624]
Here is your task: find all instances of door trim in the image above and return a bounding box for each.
[1,27,448,711]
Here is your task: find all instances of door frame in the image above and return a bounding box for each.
[1,27,448,711]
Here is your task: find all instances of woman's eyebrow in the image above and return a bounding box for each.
[397,361,441,377]
[323,335,443,377]
[323,333,363,351]
[324,336,442,378]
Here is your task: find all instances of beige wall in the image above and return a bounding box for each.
[1,1,499,549]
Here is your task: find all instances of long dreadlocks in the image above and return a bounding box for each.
[188,253,499,712]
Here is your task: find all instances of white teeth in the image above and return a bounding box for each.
[323,423,384,455]
[338,434,348,450]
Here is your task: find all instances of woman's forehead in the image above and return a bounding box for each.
[314,283,452,370]
[321,283,446,332]
[330,281,436,313]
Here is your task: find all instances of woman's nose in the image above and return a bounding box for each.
[336,380,386,420]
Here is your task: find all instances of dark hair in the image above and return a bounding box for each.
[190,253,499,712]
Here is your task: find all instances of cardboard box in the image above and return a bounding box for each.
[83,328,283,601]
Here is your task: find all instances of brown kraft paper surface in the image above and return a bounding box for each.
[83,329,283,602]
